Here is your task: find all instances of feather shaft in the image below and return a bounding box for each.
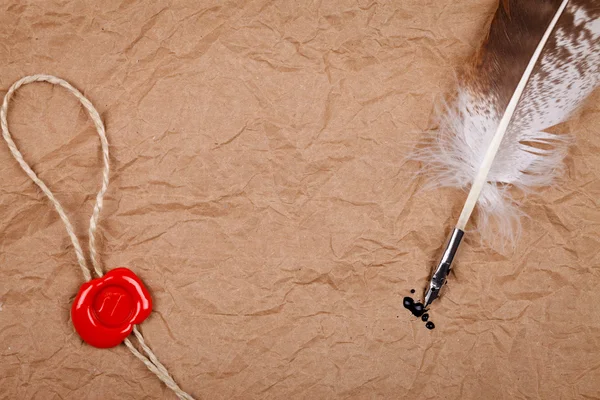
[456,0,570,231]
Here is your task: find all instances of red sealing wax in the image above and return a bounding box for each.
[71,267,152,348]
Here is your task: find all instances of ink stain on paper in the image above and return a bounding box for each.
[402,296,425,317]
[403,294,435,330]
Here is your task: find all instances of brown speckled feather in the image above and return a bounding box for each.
[415,0,600,246]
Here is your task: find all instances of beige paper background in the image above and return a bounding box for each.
[1,1,599,399]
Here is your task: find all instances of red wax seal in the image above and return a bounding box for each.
[71,267,152,348]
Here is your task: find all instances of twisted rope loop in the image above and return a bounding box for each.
[1,74,194,400]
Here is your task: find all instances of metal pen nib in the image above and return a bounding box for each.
[424,228,464,307]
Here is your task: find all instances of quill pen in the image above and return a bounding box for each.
[419,0,600,307]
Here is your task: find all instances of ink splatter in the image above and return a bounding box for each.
[404,293,435,330]
[402,297,426,317]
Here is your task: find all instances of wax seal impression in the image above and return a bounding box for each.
[71,267,152,348]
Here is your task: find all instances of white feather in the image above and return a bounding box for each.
[414,1,600,248]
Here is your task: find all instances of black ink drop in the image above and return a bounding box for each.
[403,296,426,317]
[425,321,435,330]
[421,313,429,322]
[410,289,415,294]
[413,303,424,314]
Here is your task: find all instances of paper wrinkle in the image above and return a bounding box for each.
[1,1,600,399]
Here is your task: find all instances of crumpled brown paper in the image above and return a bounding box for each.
[1,1,600,399]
